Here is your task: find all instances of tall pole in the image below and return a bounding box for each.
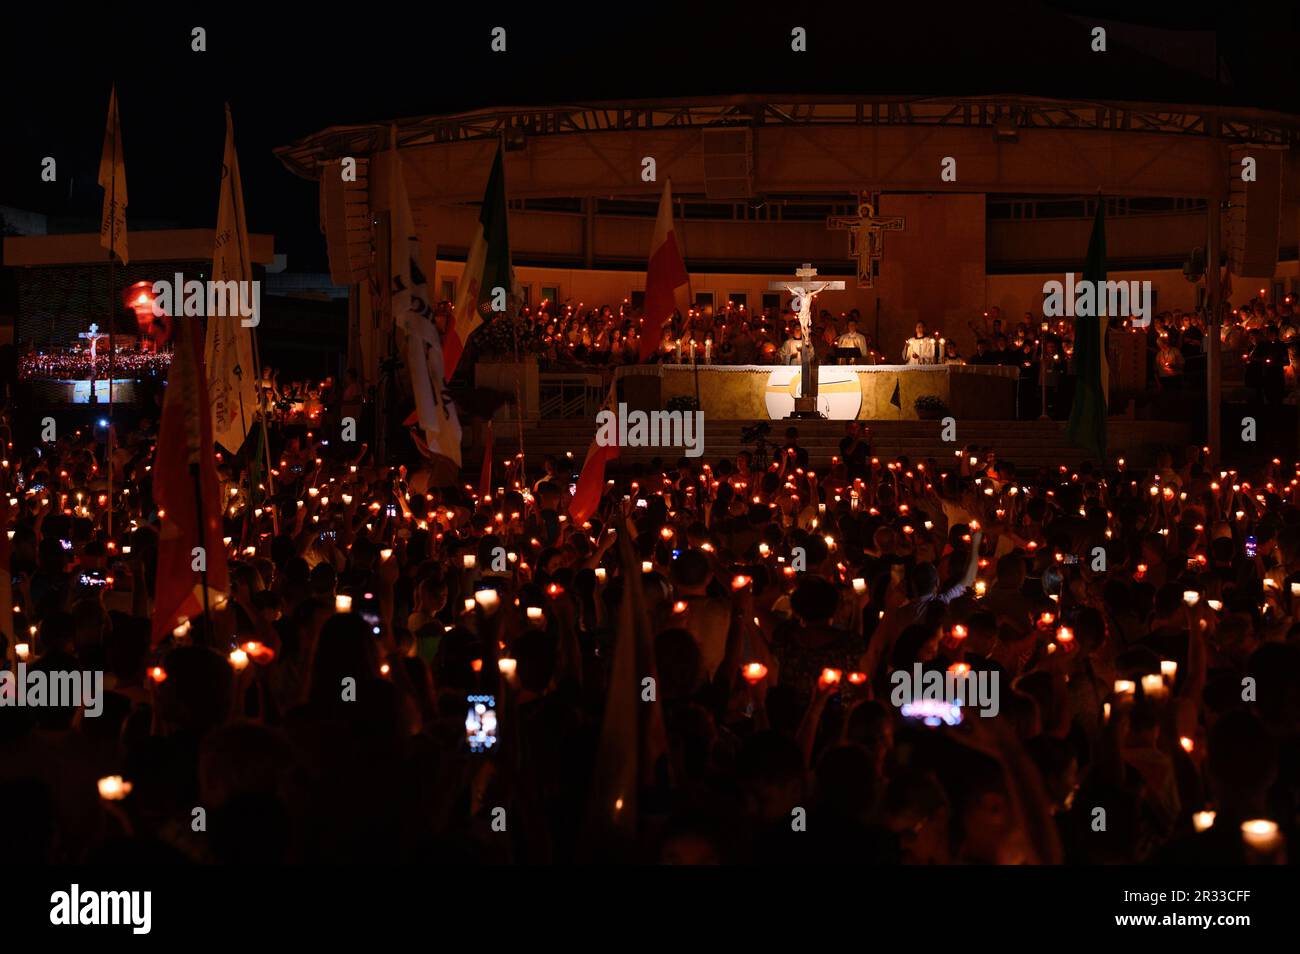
[106,149,116,540]
[1206,114,1224,468]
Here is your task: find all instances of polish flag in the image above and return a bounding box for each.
[638,180,690,362]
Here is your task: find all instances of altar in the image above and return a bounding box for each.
[615,363,1020,421]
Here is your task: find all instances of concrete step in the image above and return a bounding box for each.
[478,418,1192,469]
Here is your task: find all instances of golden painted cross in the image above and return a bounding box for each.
[827,191,905,288]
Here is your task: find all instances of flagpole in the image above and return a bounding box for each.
[107,98,117,542]
[499,133,527,490]
[225,104,277,533]
[190,462,212,644]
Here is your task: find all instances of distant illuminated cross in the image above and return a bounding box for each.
[78,323,107,365]
[827,191,905,288]
[769,264,845,418]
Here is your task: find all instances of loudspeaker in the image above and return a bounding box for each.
[701,127,752,200]
[1227,147,1282,277]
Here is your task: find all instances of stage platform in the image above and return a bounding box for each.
[25,378,145,404]
[614,363,1019,420]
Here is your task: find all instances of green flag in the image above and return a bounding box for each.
[448,144,518,379]
[1065,200,1109,461]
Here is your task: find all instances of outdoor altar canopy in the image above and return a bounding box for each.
[616,363,1020,421]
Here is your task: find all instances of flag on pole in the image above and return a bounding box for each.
[584,517,671,847]
[638,179,690,362]
[389,134,463,467]
[448,144,516,379]
[205,105,260,455]
[98,85,129,263]
[152,317,229,645]
[1065,200,1109,461]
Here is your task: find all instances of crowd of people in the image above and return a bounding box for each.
[2,398,1297,865]
[18,347,172,381]
[469,295,1300,404]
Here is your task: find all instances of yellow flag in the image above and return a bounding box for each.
[205,105,260,454]
[98,86,128,263]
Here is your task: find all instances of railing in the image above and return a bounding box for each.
[538,373,606,419]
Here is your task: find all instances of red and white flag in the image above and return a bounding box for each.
[638,179,690,362]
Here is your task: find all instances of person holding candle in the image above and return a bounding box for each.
[902,321,939,365]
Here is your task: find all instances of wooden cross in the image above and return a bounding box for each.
[827,191,905,288]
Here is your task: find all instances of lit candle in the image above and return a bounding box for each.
[228,648,250,671]
[526,606,544,621]
[335,594,353,613]
[1183,590,1200,606]
[97,776,133,801]
[1240,819,1282,856]
[594,568,607,583]
[15,642,31,662]
[741,662,768,684]
[852,578,867,595]
[498,657,518,679]
[463,554,477,569]
[641,561,653,574]
[1161,660,1178,682]
[1192,811,1216,832]
[819,668,843,689]
[1114,679,1136,696]
[474,590,501,613]
[1141,673,1166,699]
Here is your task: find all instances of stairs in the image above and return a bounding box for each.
[484,418,1194,472]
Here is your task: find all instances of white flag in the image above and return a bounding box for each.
[205,105,260,454]
[389,136,462,466]
[98,85,128,263]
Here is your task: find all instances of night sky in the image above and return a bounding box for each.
[2,3,1296,272]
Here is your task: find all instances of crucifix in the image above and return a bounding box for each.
[827,191,905,288]
[78,323,107,372]
[770,264,845,418]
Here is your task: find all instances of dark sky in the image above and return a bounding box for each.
[2,2,1296,272]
